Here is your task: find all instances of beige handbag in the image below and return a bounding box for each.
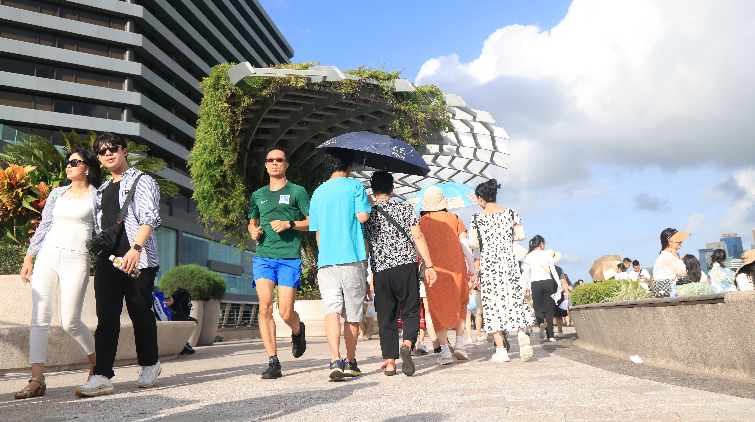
[510,209,526,241]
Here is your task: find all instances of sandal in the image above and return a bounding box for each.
[381,362,396,376]
[14,377,46,399]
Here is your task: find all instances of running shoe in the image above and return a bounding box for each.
[75,375,113,397]
[400,345,415,376]
[452,345,469,360]
[328,359,345,381]
[556,332,565,338]
[436,350,454,365]
[137,361,161,388]
[343,358,361,377]
[414,342,429,356]
[292,321,306,358]
[261,362,282,379]
[179,343,195,355]
[492,350,511,363]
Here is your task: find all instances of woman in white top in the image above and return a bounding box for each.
[735,250,755,291]
[520,235,562,342]
[14,148,101,400]
[651,228,690,295]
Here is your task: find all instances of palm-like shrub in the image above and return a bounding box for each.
[571,279,652,306]
[158,264,226,301]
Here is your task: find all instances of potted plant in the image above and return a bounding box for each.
[159,264,226,346]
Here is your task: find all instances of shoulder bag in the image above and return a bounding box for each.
[373,204,423,275]
[86,174,143,257]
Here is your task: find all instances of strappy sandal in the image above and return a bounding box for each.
[381,362,396,376]
[14,377,46,399]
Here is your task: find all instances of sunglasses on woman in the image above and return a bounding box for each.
[64,159,86,168]
[266,158,286,163]
[97,145,122,155]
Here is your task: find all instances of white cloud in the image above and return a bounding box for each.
[416,0,755,191]
[685,212,706,234]
[716,167,755,237]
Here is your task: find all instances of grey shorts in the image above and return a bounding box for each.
[318,261,367,323]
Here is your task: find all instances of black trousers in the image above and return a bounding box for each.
[93,259,159,378]
[531,279,558,339]
[374,262,420,359]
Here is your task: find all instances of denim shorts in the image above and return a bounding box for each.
[252,257,302,290]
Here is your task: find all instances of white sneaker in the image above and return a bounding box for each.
[137,361,161,388]
[556,332,565,338]
[493,350,510,363]
[452,345,469,360]
[436,350,454,365]
[75,375,114,397]
[467,337,473,344]
[539,323,546,339]
[414,342,429,356]
[476,336,484,343]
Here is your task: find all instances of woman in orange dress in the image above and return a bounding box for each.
[419,186,474,365]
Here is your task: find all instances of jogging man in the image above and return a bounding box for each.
[248,145,310,379]
[75,132,162,396]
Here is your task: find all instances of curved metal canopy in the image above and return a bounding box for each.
[228,63,512,199]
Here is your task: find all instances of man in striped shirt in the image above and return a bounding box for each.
[76,132,163,397]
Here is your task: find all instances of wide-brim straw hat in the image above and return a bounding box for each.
[422,186,447,211]
[736,250,755,274]
[546,249,562,263]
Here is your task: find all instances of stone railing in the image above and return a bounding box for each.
[570,291,755,382]
[0,275,196,373]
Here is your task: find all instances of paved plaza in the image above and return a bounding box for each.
[1,328,753,421]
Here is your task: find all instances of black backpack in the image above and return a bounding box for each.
[169,288,193,321]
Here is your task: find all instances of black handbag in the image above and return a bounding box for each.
[86,174,143,257]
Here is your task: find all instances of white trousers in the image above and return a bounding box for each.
[29,247,95,364]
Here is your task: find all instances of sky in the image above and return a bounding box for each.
[259,0,755,281]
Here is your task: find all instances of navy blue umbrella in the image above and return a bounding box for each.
[316,132,430,176]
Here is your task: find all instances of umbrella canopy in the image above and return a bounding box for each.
[316,131,430,176]
[513,243,528,261]
[589,254,622,281]
[405,182,478,211]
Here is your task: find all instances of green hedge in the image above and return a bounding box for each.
[0,244,26,275]
[571,279,651,306]
[158,264,226,301]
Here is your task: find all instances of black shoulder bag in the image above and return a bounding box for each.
[87,174,143,257]
[373,204,424,276]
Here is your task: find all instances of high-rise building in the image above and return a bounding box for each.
[698,248,714,273]
[720,234,744,259]
[0,0,293,306]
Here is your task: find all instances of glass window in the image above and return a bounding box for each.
[58,5,77,20]
[182,233,209,267]
[1,25,38,44]
[38,32,55,47]
[53,98,72,114]
[77,39,108,57]
[58,36,76,51]
[34,95,52,111]
[39,1,56,16]
[56,67,75,82]
[29,127,52,142]
[35,63,55,79]
[132,111,149,128]
[111,16,126,31]
[173,194,188,213]
[0,90,33,108]
[108,75,123,90]
[0,57,34,76]
[151,121,168,137]
[2,0,39,12]
[107,106,122,120]
[155,227,177,283]
[110,45,124,60]
[76,69,108,87]
[73,101,107,119]
[78,9,110,27]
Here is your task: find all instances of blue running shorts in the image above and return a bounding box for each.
[252,257,302,290]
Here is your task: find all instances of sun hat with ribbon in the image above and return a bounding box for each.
[546,249,562,263]
[422,185,447,211]
[736,250,755,274]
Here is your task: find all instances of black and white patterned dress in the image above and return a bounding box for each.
[469,210,535,333]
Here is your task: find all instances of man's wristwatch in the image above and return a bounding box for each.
[289,221,295,229]
[132,244,142,252]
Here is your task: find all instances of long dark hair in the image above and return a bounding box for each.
[528,235,545,253]
[660,228,677,253]
[63,147,101,187]
[682,254,702,283]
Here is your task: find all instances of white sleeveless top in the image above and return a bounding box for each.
[42,197,94,253]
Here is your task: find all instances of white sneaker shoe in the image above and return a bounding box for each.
[75,375,114,397]
[493,350,511,363]
[414,342,429,356]
[453,345,469,360]
[476,336,484,343]
[467,337,473,344]
[137,361,161,388]
[436,350,454,365]
[556,332,565,338]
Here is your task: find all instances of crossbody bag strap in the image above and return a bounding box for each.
[374,205,413,245]
[473,213,483,252]
[115,174,143,225]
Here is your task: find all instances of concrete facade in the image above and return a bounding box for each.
[571,291,755,383]
[0,0,293,303]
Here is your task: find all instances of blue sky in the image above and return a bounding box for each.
[260,0,755,281]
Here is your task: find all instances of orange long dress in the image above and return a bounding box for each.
[419,211,469,330]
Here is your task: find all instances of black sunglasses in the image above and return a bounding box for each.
[97,145,122,156]
[64,158,86,168]
[266,158,286,163]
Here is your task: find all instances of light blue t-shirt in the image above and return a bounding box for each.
[309,177,371,268]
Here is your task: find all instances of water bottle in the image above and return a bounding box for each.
[109,255,141,278]
[669,280,677,298]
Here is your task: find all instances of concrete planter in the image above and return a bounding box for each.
[273,299,327,338]
[571,291,755,382]
[198,300,221,346]
[188,300,204,347]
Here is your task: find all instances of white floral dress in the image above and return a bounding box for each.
[469,210,535,332]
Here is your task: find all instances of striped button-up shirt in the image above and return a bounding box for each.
[96,167,161,269]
